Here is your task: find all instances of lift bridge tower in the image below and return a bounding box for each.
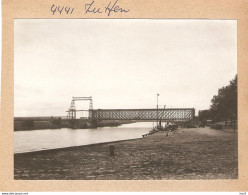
[66,96,93,120]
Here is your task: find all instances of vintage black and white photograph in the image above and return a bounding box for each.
[14,19,237,180]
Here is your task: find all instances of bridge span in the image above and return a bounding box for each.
[90,108,195,121]
[66,97,195,122]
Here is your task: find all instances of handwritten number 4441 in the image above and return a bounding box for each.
[50,0,129,16]
[51,5,74,15]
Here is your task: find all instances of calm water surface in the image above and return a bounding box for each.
[14,122,153,153]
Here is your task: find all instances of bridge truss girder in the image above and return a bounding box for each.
[90,108,195,121]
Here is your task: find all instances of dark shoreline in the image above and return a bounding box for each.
[14,118,135,131]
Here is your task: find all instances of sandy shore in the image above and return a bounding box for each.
[14,127,238,180]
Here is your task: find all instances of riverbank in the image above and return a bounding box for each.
[14,117,135,131]
[14,127,238,180]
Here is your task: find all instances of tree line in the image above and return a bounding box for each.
[199,74,237,125]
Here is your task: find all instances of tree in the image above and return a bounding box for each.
[198,110,211,122]
[210,75,237,125]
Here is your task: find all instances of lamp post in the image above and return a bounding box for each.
[157,93,159,126]
[163,104,166,121]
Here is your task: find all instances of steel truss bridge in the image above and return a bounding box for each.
[89,108,195,121]
[66,97,195,121]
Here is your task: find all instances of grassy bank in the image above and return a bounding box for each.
[14,127,238,180]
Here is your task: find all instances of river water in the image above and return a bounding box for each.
[14,122,154,154]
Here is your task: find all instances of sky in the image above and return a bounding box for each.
[14,19,237,117]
